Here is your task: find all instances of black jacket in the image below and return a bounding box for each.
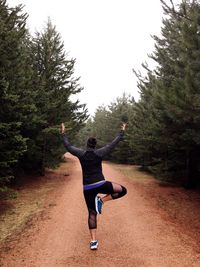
[62,132,124,185]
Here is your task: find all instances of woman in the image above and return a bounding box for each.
[61,123,127,250]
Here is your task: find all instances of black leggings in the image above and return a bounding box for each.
[83,181,127,229]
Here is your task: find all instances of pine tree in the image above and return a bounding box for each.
[151,0,200,185]
[106,95,134,163]
[23,18,88,174]
[0,0,29,187]
[77,95,134,163]
[129,0,200,185]
[127,68,162,169]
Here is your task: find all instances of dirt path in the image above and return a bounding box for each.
[1,154,200,267]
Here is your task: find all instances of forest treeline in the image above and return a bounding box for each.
[0,0,88,195]
[77,0,200,188]
[0,0,200,196]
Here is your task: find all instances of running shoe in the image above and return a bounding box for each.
[95,196,103,214]
[90,240,98,250]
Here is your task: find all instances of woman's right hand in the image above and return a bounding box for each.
[61,123,65,134]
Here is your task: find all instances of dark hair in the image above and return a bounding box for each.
[87,137,97,148]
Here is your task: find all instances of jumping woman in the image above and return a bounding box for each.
[60,122,127,250]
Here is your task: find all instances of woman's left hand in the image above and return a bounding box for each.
[121,123,127,131]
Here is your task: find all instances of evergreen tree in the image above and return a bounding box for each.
[149,0,200,184]
[128,72,162,168]
[22,18,88,174]
[75,118,94,148]
[77,95,134,163]
[0,0,29,187]
[106,95,134,163]
[129,0,200,186]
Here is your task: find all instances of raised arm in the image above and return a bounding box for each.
[61,123,84,158]
[95,123,127,158]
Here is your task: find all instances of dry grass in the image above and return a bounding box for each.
[0,162,70,243]
[113,163,200,245]
[113,164,154,182]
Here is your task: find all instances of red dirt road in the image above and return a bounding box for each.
[1,154,200,267]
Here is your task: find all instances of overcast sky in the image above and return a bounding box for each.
[8,0,181,115]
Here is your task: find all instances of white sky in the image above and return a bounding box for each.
[7,0,181,115]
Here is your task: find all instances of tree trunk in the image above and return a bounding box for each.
[185,148,199,189]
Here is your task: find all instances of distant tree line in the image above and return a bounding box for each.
[0,0,88,194]
[76,94,134,164]
[77,0,200,188]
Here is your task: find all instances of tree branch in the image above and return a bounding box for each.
[160,0,193,22]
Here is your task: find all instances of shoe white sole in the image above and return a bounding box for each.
[90,246,98,250]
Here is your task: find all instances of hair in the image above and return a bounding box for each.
[87,137,97,148]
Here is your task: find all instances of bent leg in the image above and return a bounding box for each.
[100,181,127,203]
[111,182,127,199]
[83,181,127,239]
